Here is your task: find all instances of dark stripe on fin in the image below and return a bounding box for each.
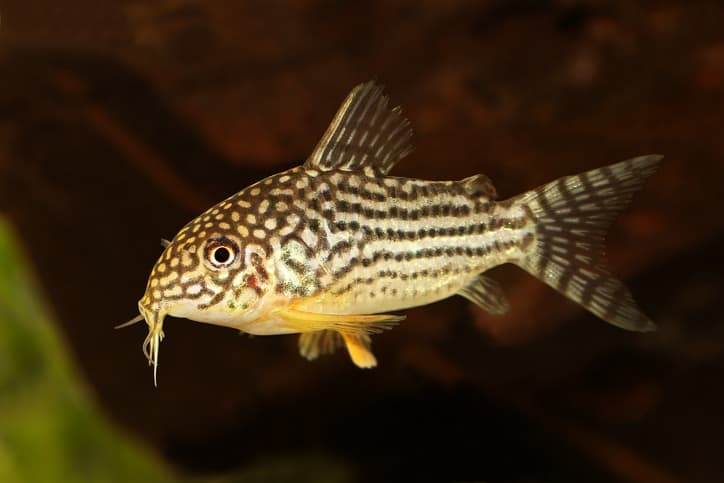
[458,275,510,314]
[305,81,414,174]
[514,155,662,331]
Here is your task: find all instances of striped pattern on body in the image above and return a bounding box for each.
[283,170,535,315]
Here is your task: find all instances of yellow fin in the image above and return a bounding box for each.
[339,331,377,368]
[276,307,404,334]
[298,330,344,360]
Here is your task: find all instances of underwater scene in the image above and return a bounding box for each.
[1,1,723,482]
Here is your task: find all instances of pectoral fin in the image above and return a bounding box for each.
[279,307,401,369]
[276,307,404,334]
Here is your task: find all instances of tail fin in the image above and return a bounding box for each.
[513,155,662,331]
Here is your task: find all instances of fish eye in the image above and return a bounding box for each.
[204,237,239,268]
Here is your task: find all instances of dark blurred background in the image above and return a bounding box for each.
[1,1,723,482]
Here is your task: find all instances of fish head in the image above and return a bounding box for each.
[130,205,273,384]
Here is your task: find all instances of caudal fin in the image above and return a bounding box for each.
[513,155,662,331]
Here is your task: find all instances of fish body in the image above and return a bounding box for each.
[122,82,661,384]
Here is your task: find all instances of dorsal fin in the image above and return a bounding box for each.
[305,81,414,174]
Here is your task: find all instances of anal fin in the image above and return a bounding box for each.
[458,275,510,315]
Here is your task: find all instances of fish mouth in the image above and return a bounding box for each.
[140,305,166,387]
[116,303,166,386]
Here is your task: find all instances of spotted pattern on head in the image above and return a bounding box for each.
[140,166,303,315]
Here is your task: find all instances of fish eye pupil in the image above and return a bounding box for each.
[213,247,231,264]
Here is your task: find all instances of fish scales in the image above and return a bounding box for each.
[119,81,661,384]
